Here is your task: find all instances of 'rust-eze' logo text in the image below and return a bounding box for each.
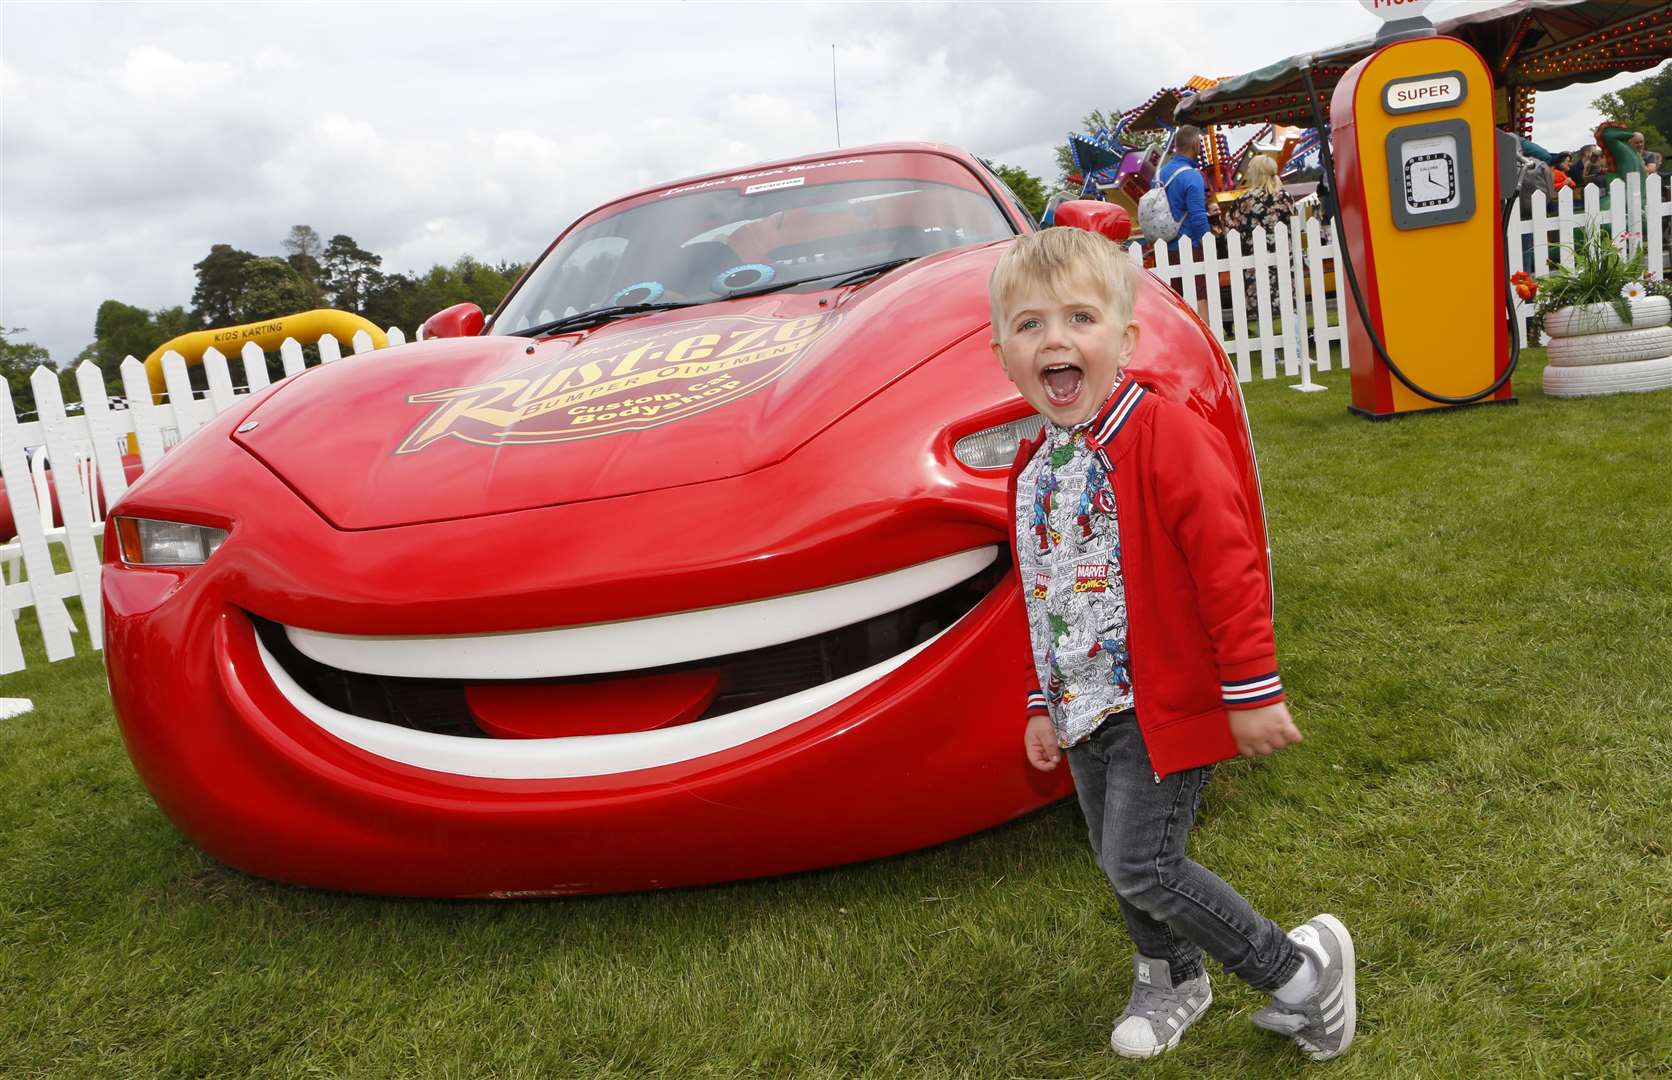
[396,312,838,454]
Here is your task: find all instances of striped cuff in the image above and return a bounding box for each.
[1025,691,1049,717]
[1222,672,1283,708]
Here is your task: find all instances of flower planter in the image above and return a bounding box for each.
[1546,326,1672,366]
[1543,356,1672,397]
[1542,295,1672,398]
[1543,295,1671,338]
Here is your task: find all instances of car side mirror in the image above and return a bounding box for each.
[1054,201,1133,243]
[421,303,485,340]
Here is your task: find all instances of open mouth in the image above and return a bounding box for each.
[251,546,1007,779]
[1041,363,1083,407]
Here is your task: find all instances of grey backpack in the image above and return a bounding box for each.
[1138,166,1189,242]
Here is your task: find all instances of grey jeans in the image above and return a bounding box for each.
[1066,711,1301,991]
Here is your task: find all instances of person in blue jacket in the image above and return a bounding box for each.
[1158,126,1212,259]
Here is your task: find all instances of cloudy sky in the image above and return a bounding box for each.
[3,1,1664,364]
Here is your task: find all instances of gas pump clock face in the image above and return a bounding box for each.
[1401,135,1460,212]
[1385,119,1474,231]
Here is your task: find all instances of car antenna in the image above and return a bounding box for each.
[831,44,842,148]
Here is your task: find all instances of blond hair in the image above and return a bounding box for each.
[1244,154,1282,196]
[988,227,1139,339]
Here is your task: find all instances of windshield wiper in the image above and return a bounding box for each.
[722,257,920,302]
[509,259,919,335]
[827,257,917,287]
[508,300,699,338]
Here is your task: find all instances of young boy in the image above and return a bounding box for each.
[989,227,1356,1061]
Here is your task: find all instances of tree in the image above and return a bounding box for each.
[73,300,162,396]
[153,305,195,343]
[80,300,156,367]
[0,327,53,413]
[981,160,1048,220]
[320,234,384,313]
[1591,66,1672,155]
[191,244,314,328]
[235,258,314,323]
[282,224,323,261]
[73,302,199,398]
[364,255,525,333]
[283,225,325,308]
[191,244,257,327]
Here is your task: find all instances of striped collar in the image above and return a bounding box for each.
[1086,374,1146,452]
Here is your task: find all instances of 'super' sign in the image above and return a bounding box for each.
[1383,72,1466,115]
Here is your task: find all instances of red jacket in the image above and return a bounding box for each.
[1010,374,1283,778]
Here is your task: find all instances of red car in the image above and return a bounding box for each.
[104,144,1271,897]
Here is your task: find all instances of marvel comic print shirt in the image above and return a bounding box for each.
[1015,424,1135,748]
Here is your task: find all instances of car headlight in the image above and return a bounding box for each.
[113,517,228,566]
[952,414,1044,470]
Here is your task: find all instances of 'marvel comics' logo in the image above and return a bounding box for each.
[396,312,840,453]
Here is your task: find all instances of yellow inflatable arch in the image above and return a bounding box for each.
[143,309,389,401]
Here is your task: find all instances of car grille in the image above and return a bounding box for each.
[250,549,1009,738]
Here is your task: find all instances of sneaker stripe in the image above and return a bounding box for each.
[1166,1017,1179,1030]
[1321,983,1343,1009]
[1325,1017,1345,1035]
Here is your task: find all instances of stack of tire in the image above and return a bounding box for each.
[1542,294,1672,397]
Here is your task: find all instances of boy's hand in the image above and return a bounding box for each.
[1024,715,1062,771]
[1229,703,1303,758]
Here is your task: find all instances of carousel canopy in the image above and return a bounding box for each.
[1175,0,1672,128]
[1122,77,1222,134]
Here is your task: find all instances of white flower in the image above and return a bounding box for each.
[1621,281,1647,300]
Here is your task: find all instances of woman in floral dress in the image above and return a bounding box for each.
[1224,155,1295,312]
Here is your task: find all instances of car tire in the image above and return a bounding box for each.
[1545,326,1672,367]
[1542,296,1671,339]
[1542,355,1672,397]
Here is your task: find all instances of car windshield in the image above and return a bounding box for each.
[491,152,1015,334]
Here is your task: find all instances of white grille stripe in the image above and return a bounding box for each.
[287,546,998,680]
[258,613,968,779]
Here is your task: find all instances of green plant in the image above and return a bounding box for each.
[1528,225,1650,340]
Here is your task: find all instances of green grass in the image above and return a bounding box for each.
[3,348,1670,1078]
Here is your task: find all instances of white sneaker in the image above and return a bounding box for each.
[1109,955,1212,1059]
[1251,914,1358,1061]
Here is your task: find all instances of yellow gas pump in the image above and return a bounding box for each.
[1315,11,1521,419]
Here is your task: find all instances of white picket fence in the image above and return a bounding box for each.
[1132,173,1671,381]
[2,176,1669,678]
[1508,176,1670,345]
[1138,214,1348,385]
[0,328,407,676]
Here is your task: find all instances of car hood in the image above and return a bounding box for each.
[234,245,1001,530]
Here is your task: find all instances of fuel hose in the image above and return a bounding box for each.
[1300,61,1520,406]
